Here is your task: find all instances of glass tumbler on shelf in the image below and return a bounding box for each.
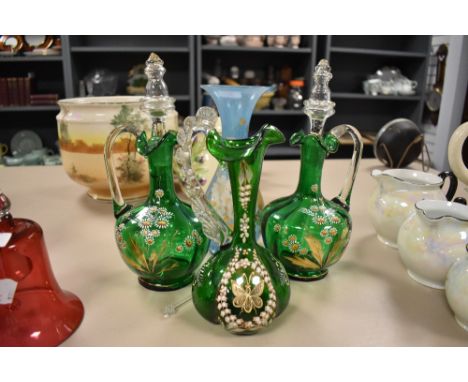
[287,80,304,110]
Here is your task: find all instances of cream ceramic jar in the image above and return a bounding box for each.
[56,96,178,201]
[446,253,468,331]
[397,200,468,289]
[369,168,457,248]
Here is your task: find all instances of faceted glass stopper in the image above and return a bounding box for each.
[141,52,175,116]
[304,59,336,134]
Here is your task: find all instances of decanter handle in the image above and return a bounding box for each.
[104,124,139,218]
[329,124,363,209]
[175,107,232,246]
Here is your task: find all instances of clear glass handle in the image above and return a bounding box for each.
[329,124,363,208]
[175,107,232,245]
[104,124,140,217]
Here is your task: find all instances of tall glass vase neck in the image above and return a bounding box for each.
[201,85,272,139]
[229,158,260,246]
[296,136,326,197]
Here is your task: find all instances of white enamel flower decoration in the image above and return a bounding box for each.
[240,213,250,243]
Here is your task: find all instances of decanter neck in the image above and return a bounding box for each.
[296,135,327,197]
[229,158,260,245]
[146,139,178,204]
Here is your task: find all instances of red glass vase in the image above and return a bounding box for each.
[0,193,84,346]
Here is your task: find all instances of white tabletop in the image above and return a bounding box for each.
[1,159,467,346]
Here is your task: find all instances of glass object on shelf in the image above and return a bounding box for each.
[104,53,209,291]
[261,59,363,281]
[287,79,304,110]
[84,69,118,96]
[0,192,84,346]
[175,87,291,335]
[230,66,240,81]
[362,67,418,96]
[272,97,286,110]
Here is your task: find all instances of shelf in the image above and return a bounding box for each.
[329,47,426,58]
[0,55,63,62]
[332,92,422,101]
[339,135,374,146]
[266,145,300,159]
[71,47,189,53]
[202,45,311,54]
[253,110,305,116]
[0,105,59,112]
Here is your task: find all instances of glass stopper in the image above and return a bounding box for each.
[140,53,175,127]
[303,59,336,134]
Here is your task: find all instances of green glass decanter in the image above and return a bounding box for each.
[176,89,290,335]
[104,53,209,290]
[261,59,363,281]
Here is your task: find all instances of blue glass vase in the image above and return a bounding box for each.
[203,85,272,253]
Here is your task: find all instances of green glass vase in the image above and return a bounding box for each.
[104,53,209,290]
[261,59,363,281]
[176,95,291,335]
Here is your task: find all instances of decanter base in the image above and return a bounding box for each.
[288,269,329,281]
[138,275,193,291]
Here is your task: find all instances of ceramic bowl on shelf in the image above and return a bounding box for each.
[397,199,468,289]
[57,96,178,201]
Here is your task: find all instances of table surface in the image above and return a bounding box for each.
[1,159,467,346]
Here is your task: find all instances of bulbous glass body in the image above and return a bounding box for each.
[112,131,209,290]
[191,124,290,334]
[262,132,352,280]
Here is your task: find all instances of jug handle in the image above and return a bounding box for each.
[329,124,363,210]
[438,171,458,201]
[104,124,139,218]
[174,107,232,246]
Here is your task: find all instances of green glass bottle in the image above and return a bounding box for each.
[261,59,363,281]
[176,91,291,335]
[104,53,209,290]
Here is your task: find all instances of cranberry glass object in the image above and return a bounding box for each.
[0,193,84,346]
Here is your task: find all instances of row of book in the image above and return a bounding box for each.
[0,77,58,106]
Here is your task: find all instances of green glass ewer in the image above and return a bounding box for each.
[261,59,363,280]
[176,87,290,335]
[104,54,209,290]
